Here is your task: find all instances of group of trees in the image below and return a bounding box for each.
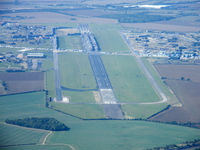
[5,117,70,131]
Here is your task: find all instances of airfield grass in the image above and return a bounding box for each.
[0,123,48,146]
[142,57,180,105]
[0,92,200,149]
[62,90,96,103]
[45,70,56,98]
[58,35,81,50]
[102,55,160,103]
[89,24,129,52]
[122,103,168,119]
[50,102,105,119]
[42,56,56,98]
[59,53,96,89]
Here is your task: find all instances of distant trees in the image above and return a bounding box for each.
[5,117,70,131]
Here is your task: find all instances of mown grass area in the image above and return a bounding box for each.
[42,55,56,98]
[102,55,160,103]
[141,57,180,105]
[57,35,81,50]
[89,24,129,52]
[0,91,200,150]
[50,102,105,119]
[59,53,96,89]
[45,70,56,98]
[62,90,96,103]
[122,103,168,119]
[0,123,48,146]
[48,120,200,150]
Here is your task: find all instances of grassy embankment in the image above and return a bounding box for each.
[0,92,200,150]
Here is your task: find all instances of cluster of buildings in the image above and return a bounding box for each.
[0,52,45,71]
[0,22,52,47]
[125,29,200,60]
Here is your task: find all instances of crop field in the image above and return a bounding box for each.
[102,55,160,103]
[50,103,105,119]
[0,92,48,121]
[0,72,44,95]
[154,64,200,83]
[2,145,72,150]
[57,35,81,50]
[151,64,200,123]
[90,24,129,52]
[0,91,200,149]
[62,91,96,103]
[48,120,200,150]
[58,53,96,89]
[0,123,48,146]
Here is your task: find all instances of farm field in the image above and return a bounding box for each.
[2,145,72,150]
[102,55,160,103]
[58,53,96,89]
[90,24,129,52]
[0,72,44,95]
[47,120,200,150]
[57,35,81,50]
[0,123,48,146]
[151,64,200,123]
[0,91,200,149]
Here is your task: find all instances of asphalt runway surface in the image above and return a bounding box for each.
[88,54,112,89]
[53,36,62,101]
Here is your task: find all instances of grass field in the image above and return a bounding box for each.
[1,91,200,149]
[102,55,160,103]
[59,53,96,89]
[50,102,105,119]
[1,145,72,150]
[57,35,81,50]
[122,103,168,119]
[48,120,200,150]
[89,24,129,52]
[62,91,96,103]
[142,58,179,105]
[0,123,48,146]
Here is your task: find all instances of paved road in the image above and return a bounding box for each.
[53,36,62,101]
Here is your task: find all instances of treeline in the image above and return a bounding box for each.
[148,139,200,150]
[5,117,70,131]
[99,13,175,23]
